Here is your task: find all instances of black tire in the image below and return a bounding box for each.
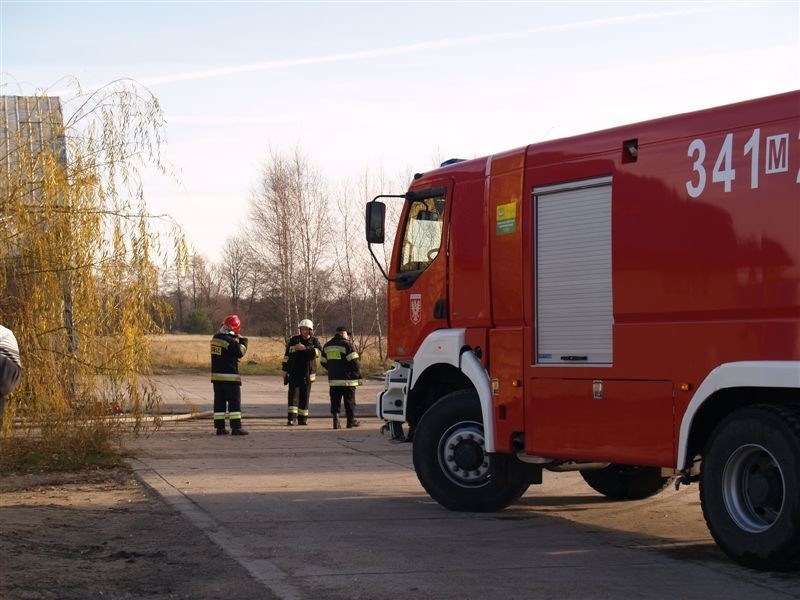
[580,464,673,500]
[412,389,529,512]
[700,404,800,571]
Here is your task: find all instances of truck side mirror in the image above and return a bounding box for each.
[366,201,386,244]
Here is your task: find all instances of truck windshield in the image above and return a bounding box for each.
[399,195,445,273]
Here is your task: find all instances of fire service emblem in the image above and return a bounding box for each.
[410,293,422,325]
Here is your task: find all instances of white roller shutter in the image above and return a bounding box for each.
[535,177,613,365]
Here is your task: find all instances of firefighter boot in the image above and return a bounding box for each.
[231,428,249,436]
[216,428,229,436]
[347,419,361,429]
[332,414,341,429]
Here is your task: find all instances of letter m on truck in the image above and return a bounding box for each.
[366,91,800,571]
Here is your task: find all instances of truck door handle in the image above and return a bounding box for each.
[561,355,588,361]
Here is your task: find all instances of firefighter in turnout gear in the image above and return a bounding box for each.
[281,318,322,425]
[210,315,249,435]
[321,326,362,429]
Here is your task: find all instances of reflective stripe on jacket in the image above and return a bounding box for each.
[211,328,248,385]
[321,334,361,387]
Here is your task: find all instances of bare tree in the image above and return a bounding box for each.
[185,252,220,312]
[220,236,250,310]
[200,263,222,310]
[357,165,411,361]
[159,262,186,330]
[241,244,263,322]
[246,147,331,340]
[331,189,355,329]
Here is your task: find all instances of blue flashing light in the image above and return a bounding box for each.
[440,158,466,167]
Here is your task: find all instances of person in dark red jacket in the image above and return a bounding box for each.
[321,326,362,429]
[210,315,249,435]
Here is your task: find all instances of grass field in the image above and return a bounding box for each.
[148,334,389,376]
[148,334,284,375]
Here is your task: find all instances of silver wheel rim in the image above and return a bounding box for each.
[437,420,490,487]
[722,444,784,533]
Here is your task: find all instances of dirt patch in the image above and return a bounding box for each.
[0,467,273,599]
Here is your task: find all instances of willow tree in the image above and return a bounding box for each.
[0,80,181,461]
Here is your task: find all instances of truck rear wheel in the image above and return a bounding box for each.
[580,465,673,500]
[700,405,800,571]
[412,389,529,512]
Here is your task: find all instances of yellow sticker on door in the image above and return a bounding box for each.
[496,202,517,235]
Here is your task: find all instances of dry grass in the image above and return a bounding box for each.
[148,334,390,376]
[148,334,284,375]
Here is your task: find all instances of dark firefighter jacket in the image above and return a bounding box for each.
[282,335,322,384]
[210,328,248,384]
[321,334,362,387]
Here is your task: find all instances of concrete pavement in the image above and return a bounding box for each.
[129,375,800,600]
[150,373,383,421]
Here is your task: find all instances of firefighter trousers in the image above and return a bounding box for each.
[213,382,243,431]
[287,379,312,424]
[329,386,356,424]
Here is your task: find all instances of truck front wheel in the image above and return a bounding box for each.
[700,405,800,571]
[412,389,529,512]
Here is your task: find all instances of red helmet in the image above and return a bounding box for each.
[223,314,241,333]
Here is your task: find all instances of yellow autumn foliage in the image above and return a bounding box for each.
[0,79,185,466]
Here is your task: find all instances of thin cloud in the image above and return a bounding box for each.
[137,7,711,87]
[167,115,287,125]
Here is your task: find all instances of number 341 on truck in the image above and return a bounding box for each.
[365,91,800,571]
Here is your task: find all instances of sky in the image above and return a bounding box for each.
[1,1,798,263]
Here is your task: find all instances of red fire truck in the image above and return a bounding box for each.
[365,91,800,571]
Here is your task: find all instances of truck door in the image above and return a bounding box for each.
[387,187,448,361]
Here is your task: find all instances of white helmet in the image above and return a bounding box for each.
[298,318,314,330]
